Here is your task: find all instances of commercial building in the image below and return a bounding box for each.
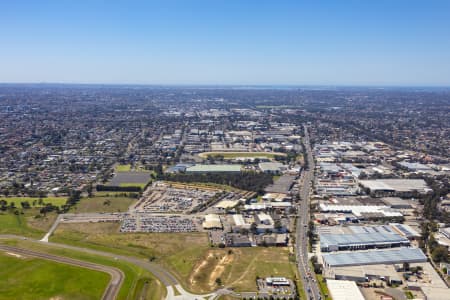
[319,204,403,219]
[265,277,290,286]
[322,248,427,268]
[258,162,285,174]
[320,232,409,252]
[225,233,252,247]
[359,179,430,197]
[381,197,413,209]
[202,214,222,229]
[390,223,421,240]
[186,164,242,173]
[326,280,365,300]
[325,264,403,285]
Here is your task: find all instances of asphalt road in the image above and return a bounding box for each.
[0,244,124,300]
[295,125,322,300]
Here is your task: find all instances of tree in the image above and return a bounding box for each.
[274,219,283,231]
[432,246,449,263]
[87,183,93,198]
[20,201,31,209]
[215,277,222,286]
[403,262,410,272]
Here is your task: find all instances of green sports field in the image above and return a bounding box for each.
[198,151,286,159]
[115,164,132,172]
[0,251,110,300]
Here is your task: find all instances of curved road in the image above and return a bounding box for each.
[0,234,214,300]
[0,244,124,300]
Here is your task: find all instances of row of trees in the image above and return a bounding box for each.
[160,171,273,194]
[0,189,82,215]
[420,222,449,263]
[96,185,142,192]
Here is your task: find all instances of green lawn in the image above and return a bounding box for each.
[115,164,152,173]
[1,239,166,300]
[316,274,332,300]
[0,251,109,300]
[73,196,135,213]
[0,197,67,207]
[115,164,132,172]
[198,151,286,159]
[119,182,148,189]
[0,211,44,238]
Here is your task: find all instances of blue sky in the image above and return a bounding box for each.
[1,0,450,86]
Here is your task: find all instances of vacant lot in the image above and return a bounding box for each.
[189,247,296,292]
[109,171,152,186]
[0,196,67,207]
[73,196,135,213]
[50,222,296,293]
[0,251,109,300]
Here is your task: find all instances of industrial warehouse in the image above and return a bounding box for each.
[319,231,410,252]
[322,248,427,268]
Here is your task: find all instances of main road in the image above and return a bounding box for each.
[295,125,321,300]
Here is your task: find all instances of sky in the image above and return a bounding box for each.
[1,0,450,86]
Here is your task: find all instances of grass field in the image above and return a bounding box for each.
[52,223,209,282]
[0,210,48,238]
[73,197,135,213]
[0,251,110,300]
[1,238,166,300]
[198,151,286,159]
[115,164,153,173]
[316,274,331,300]
[115,164,132,172]
[0,196,67,207]
[119,182,147,189]
[50,222,296,293]
[188,247,296,292]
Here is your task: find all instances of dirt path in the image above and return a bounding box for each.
[208,253,234,288]
[228,251,259,286]
[189,252,214,286]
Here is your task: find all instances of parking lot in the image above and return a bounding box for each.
[131,181,241,213]
[120,213,200,233]
[109,171,152,186]
[256,278,297,299]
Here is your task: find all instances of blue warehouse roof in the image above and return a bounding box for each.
[322,248,427,267]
